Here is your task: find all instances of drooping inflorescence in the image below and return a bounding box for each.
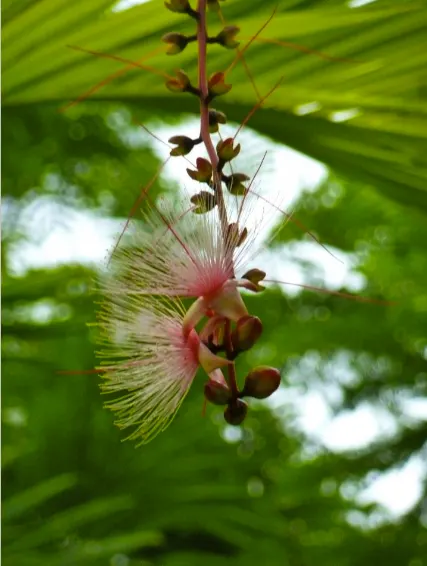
[95,0,283,443]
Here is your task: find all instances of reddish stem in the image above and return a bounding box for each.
[196,0,228,236]
[224,319,239,399]
[196,0,239,390]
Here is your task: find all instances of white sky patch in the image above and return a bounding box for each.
[294,101,322,116]
[257,243,366,297]
[321,403,398,452]
[8,207,118,276]
[358,455,427,518]
[112,0,151,12]
[401,397,427,422]
[348,0,377,7]
[329,108,361,123]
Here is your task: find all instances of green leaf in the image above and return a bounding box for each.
[2,0,426,209]
[3,473,78,521]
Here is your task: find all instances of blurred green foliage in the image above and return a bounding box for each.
[2,1,427,565]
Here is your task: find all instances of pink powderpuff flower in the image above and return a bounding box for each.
[108,189,279,327]
[96,289,229,444]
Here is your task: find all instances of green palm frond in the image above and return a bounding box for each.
[2,0,427,209]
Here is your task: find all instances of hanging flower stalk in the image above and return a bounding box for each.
[97,0,376,444]
[96,0,282,443]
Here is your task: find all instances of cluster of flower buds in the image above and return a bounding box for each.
[204,364,281,423]
[201,313,280,422]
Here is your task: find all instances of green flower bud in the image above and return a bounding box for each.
[162,32,189,55]
[186,157,213,183]
[242,366,281,399]
[242,268,266,292]
[225,172,249,196]
[216,138,240,162]
[207,0,226,12]
[231,315,263,353]
[164,0,190,14]
[165,70,194,94]
[216,26,240,49]
[224,399,248,426]
[190,191,217,214]
[168,135,195,156]
[204,379,232,405]
[209,109,227,133]
[208,72,232,97]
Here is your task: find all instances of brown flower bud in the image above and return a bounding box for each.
[162,32,189,55]
[226,223,247,248]
[242,268,266,292]
[237,227,248,247]
[168,135,195,156]
[242,366,281,399]
[226,172,249,196]
[231,315,263,352]
[224,399,248,426]
[209,108,227,134]
[204,379,232,405]
[226,222,239,246]
[186,157,213,183]
[216,138,240,162]
[208,72,232,97]
[208,109,227,133]
[164,0,190,14]
[190,191,217,214]
[216,26,240,49]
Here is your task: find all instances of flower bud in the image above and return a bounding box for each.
[165,70,192,93]
[207,0,220,11]
[190,191,217,214]
[208,109,227,133]
[226,223,247,248]
[242,268,266,292]
[224,399,248,426]
[225,172,249,196]
[168,135,196,156]
[186,157,212,183]
[231,315,262,352]
[204,379,232,405]
[162,32,189,55]
[208,72,232,97]
[216,138,240,162]
[216,26,240,49]
[237,227,248,247]
[242,366,281,399]
[165,0,190,13]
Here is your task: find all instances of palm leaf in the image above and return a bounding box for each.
[2,0,426,209]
